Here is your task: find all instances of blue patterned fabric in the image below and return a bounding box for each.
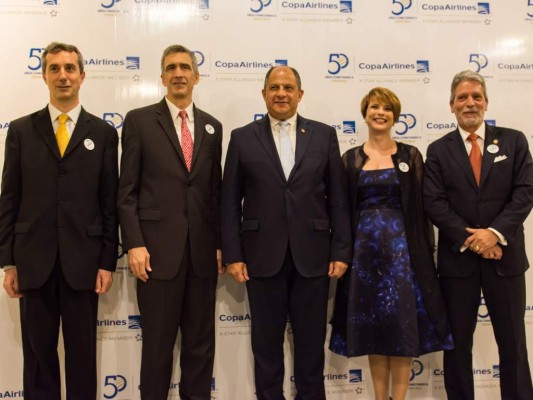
[330,168,453,357]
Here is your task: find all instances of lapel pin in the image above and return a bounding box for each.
[493,138,499,145]
[205,124,215,134]
[398,162,409,172]
[487,144,499,154]
[84,139,95,151]
[300,128,306,134]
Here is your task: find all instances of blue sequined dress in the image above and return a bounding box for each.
[330,168,453,357]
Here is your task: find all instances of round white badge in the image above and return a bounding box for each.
[398,162,409,172]
[84,139,95,151]
[487,144,499,154]
[205,124,215,134]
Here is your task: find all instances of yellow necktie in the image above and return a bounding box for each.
[56,113,70,157]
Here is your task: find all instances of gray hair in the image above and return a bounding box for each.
[450,70,488,103]
[160,45,198,75]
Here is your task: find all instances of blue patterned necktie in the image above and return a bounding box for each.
[279,121,294,179]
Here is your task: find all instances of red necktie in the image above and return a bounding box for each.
[179,110,193,171]
[467,133,482,185]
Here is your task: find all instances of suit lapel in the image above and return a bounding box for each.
[293,115,311,180]
[33,107,61,161]
[447,129,479,190]
[62,107,91,158]
[156,99,186,167]
[479,125,497,188]
[255,116,286,181]
[191,105,205,171]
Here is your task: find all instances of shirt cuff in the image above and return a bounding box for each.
[488,228,507,246]
[2,265,16,271]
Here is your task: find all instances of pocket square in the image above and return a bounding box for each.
[494,155,507,163]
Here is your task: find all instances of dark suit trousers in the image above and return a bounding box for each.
[440,261,533,400]
[246,245,330,400]
[19,262,98,400]
[137,241,217,400]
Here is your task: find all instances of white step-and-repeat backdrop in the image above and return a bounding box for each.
[0,1,532,399]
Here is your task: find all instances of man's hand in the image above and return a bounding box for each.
[328,261,348,278]
[464,228,498,255]
[481,244,503,260]
[128,247,152,282]
[226,262,249,283]
[217,249,225,275]
[95,269,113,294]
[3,268,23,298]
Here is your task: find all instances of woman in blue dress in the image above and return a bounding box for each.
[329,87,453,400]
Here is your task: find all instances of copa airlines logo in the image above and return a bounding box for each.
[103,375,127,399]
[103,113,124,129]
[395,113,416,135]
[419,1,490,15]
[357,60,429,74]
[470,53,488,73]
[44,0,58,4]
[250,0,273,13]
[25,47,45,75]
[409,359,430,387]
[254,113,267,121]
[391,0,413,16]
[328,53,349,75]
[528,1,533,18]
[84,56,140,70]
[219,313,252,322]
[128,315,142,329]
[410,359,423,381]
[97,315,142,329]
[433,365,498,377]
[331,121,356,134]
[496,61,533,73]
[349,369,362,383]
[325,53,354,80]
[0,121,10,130]
[193,51,205,67]
[343,121,356,134]
[213,58,286,72]
[426,121,457,131]
[291,370,361,383]
[0,389,24,398]
[280,1,352,13]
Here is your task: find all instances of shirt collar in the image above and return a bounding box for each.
[458,122,485,142]
[48,103,82,124]
[165,97,194,123]
[268,113,298,129]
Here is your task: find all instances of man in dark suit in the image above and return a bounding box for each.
[424,70,533,400]
[117,45,223,400]
[0,42,118,399]
[221,66,351,400]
